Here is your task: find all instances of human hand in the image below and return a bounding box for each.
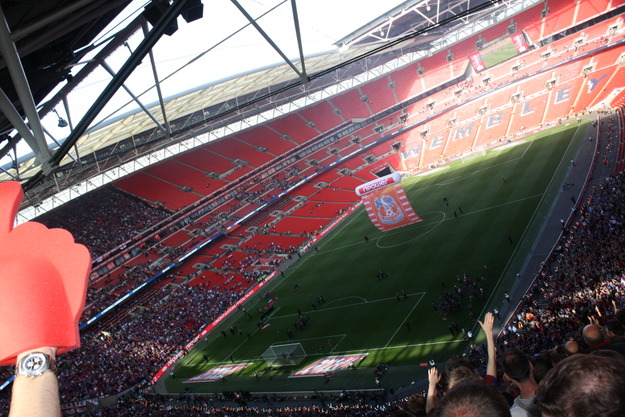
[0,182,91,366]
[428,367,441,385]
[479,312,495,333]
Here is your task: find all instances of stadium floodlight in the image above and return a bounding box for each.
[52,109,68,128]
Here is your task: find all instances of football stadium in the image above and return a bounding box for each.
[1,0,625,415]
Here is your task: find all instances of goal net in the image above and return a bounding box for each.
[262,343,306,367]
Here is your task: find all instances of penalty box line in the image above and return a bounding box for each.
[334,338,466,357]
[385,292,425,348]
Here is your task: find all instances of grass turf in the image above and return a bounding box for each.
[482,42,520,68]
[162,121,586,394]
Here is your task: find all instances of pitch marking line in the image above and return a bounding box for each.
[375,194,542,250]
[385,292,425,348]
[491,140,527,153]
[272,334,348,355]
[426,140,535,188]
[376,211,446,249]
[332,338,465,356]
[270,292,426,320]
[455,193,543,217]
[474,125,582,332]
[415,167,449,177]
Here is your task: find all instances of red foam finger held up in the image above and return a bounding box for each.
[0,182,91,366]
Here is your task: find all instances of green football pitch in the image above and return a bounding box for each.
[162,121,587,394]
[482,42,519,68]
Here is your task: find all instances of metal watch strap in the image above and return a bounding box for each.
[16,352,57,377]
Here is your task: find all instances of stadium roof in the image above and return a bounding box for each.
[0,0,520,214]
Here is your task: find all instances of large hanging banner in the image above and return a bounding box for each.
[355,173,422,232]
[469,52,486,72]
[510,32,529,53]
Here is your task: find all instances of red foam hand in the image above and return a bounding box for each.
[0,182,91,366]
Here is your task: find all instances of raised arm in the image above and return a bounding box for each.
[10,347,60,417]
[426,366,441,414]
[478,312,497,380]
[0,182,91,417]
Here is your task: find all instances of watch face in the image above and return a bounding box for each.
[24,353,46,372]
[18,352,52,376]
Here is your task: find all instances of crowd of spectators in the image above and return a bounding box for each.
[0,283,243,413]
[80,265,154,322]
[87,395,406,417]
[501,170,625,354]
[36,186,171,259]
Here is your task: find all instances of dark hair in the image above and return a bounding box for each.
[441,356,479,390]
[535,354,625,417]
[531,351,555,384]
[589,349,625,367]
[402,394,427,417]
[430,379,511,417]
[614,307,625,327]
[502,348,531,383]
[605,319,624,337]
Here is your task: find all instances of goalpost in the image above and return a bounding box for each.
[261,343,306,367]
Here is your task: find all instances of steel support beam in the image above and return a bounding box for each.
[0,88,39,153]
[101,61,167,133]
[62,96,82,163]
[2,0,130,65]
[42,127,79,164]
[142,21,171,137]
[289,0,309,83]
[11,0,98,41]
[231,0,303,79]
[36,15,143,122]
[24,0,191,190]
[0,5,52,167]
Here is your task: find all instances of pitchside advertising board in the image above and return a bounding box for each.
[355,173,422,232]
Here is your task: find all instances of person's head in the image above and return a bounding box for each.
[582,324,605,347]
[441,356,480,391]
[502,348,531,383]
[531,351,555,385]
[589,349,625,367]
[563,340,579,356]
[615,307,625,327]
[401,394,427,417]
[430,378,511,417]
[604,319,624,339]
[535,354,625,417]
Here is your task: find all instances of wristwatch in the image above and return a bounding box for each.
[16,352,57,377]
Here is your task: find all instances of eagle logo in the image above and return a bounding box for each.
[375,194,404,225]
